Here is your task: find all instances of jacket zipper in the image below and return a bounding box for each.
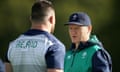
[70,51,76,71]
[68,51,76,72]
[71,52,76,66]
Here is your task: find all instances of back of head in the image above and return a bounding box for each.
[31,0,54,22]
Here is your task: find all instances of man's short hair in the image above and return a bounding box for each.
[31,0,54,22]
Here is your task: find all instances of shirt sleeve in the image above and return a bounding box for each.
[0,59,5,72]
[45,44,65,69]
[92,49,112,72]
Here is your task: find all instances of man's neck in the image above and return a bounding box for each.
[31,24,51,33]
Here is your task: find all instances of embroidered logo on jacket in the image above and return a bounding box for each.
[81,52,87,59]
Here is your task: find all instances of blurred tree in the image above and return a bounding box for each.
[0,0,33,59]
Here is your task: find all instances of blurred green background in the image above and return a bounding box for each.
[0,0,119,72]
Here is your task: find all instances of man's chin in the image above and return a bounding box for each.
[72,40,79,44]
[72,41,76,43]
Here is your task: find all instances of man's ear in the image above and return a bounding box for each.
[88,25,92,33]
[49,16,53,24]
